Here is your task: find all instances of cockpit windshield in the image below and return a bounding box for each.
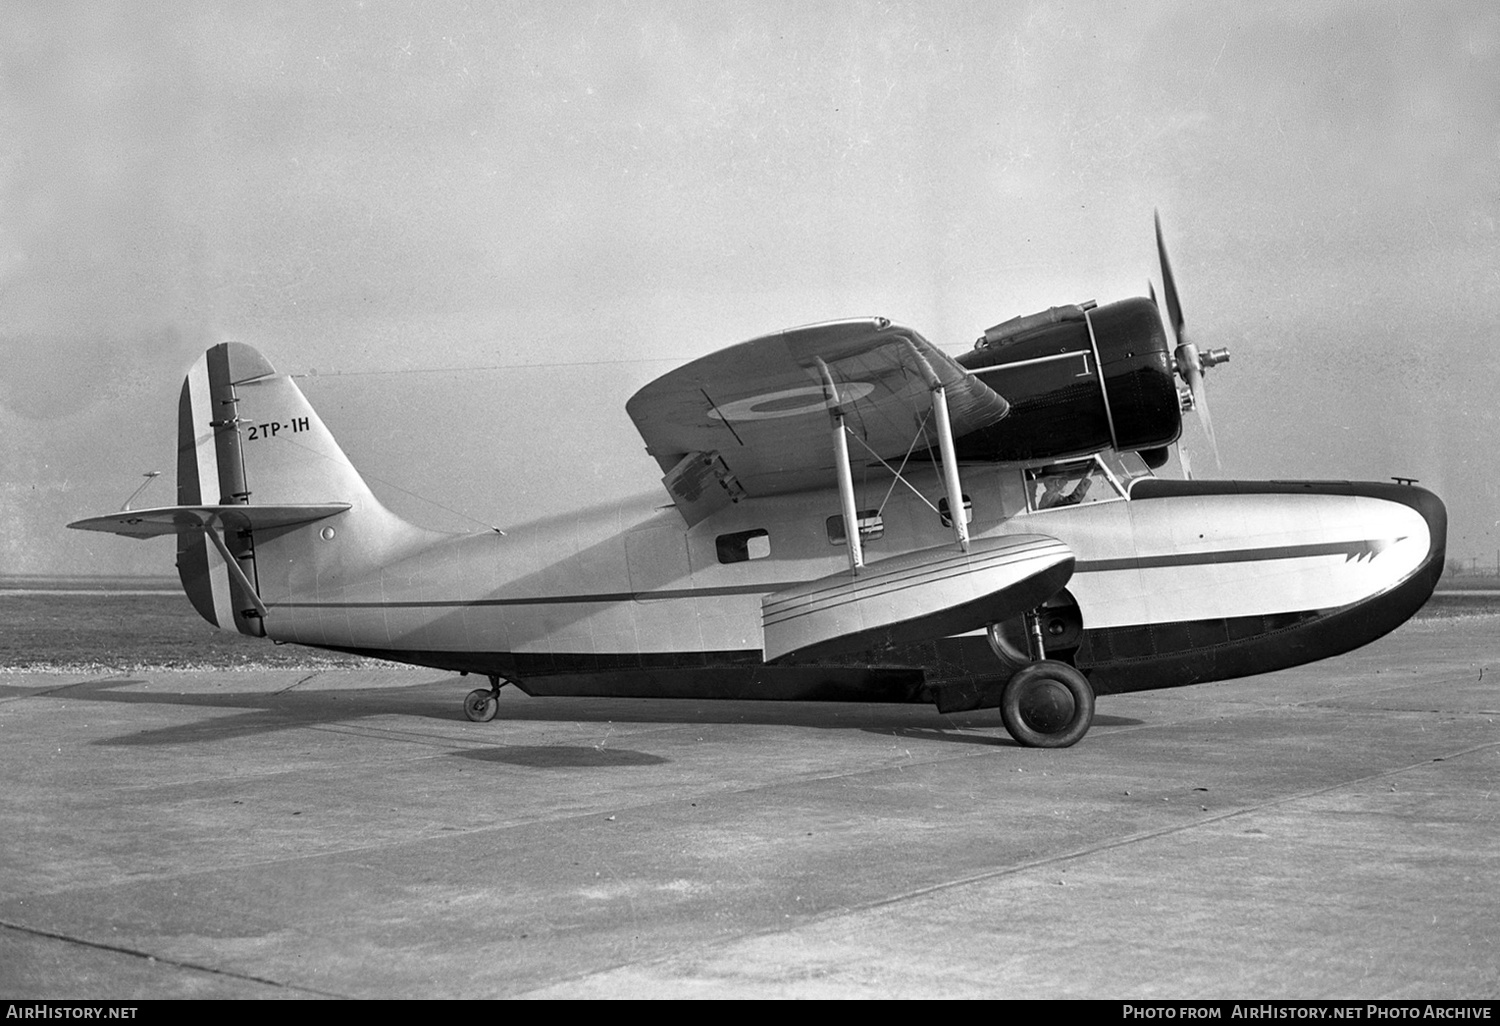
[1025,453,1141,512]
[1098,450,1155,492]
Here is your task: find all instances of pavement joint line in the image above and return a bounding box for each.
[77,688,1500,852]
[10,681,1495,996]
[0,676,133,704]
[302,721,507,748]
[836,736,1500,912]
[1336,707,1496,716]
[293,715,726,749]
[1079,672,1483,741]
[12,673,1494,880]
[46,735,1497,908]
[10,669,1486,791]
[0,918,346,999]
[194,680,1376,757]
[518,736,1500,996]
[5,733,1033,902]
[1279,674,1482,710]
[275,671,326,694]
[295,712,1001,756]
[1294,672,1492,707]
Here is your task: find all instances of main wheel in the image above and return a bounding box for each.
[999,660,1094,748]
[463,688,499,723]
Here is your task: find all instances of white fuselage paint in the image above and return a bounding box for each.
[252,461,1431,662]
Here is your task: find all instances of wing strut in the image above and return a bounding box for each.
[818,359,865,572]
[906,344,970,553]
[930,383,970,553]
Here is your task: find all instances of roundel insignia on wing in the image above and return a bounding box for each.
[707,383,877,421]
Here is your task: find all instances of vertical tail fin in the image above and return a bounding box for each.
[68,342,446,638]
[173,342,435,634]
[176,342,380,510]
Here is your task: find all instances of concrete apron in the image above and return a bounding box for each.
[0,614,1495,998]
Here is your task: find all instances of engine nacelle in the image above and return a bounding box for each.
[955,296,1180,462]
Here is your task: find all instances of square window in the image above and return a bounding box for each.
[827,510,883,545]
[716,528,770,564]
[938,495,973,527]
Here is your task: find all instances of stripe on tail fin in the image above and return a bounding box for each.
[176,344,265,633]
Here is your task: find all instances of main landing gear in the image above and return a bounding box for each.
[463,674,508,723]
[988,598,1095,748]
[999,660,1094,748]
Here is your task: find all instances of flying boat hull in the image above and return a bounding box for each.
[69,301,1448,748]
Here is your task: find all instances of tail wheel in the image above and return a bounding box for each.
[464,689,499,723]
[1000,660,1095,748]
[463,674,508,723]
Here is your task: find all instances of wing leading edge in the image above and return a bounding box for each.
[627,319,1009,522]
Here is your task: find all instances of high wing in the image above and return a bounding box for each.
[627,318,1009,522]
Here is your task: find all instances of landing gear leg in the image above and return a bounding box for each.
[989,603,1095,747]
[1026,609,1048,662]
[463,675,505,723]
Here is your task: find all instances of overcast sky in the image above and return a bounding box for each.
[4,1,1497,576]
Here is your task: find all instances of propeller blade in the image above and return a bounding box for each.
[1191,369,1222,470]
[1176,341,1222,471]
[1154,210,1184,340]
[1157,211,1226,471]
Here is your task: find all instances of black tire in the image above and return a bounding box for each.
[999,660,1094,748]
[463,688,498,723]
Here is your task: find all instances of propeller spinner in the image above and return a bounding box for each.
[1154,211,1229,465]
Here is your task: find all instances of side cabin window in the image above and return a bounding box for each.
[938,494,973,528]
[1025,457,1127,513]
[717,528,771,564]
[826,510,884,545]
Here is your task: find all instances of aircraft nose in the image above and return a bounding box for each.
[1402,485,1448,577]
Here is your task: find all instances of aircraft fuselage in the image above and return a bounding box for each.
[248,459,1445,711]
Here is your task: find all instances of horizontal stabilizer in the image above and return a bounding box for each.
[67,503,350,540]
[763,533,1074,662]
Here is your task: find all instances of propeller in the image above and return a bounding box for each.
[1154,211,1229,468]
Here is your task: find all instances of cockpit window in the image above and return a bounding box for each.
[1025,456,1127,512]
[1098,450,1153,490]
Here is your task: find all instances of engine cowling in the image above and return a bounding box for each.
[955,296,1180,462]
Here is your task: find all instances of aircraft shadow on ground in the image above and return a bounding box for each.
[873,714,1142,749]
[452,745,671,768]
[31,676,1138,749]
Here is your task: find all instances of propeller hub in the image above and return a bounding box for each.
[1174,342,1231,378]
[1174,342,1201,380]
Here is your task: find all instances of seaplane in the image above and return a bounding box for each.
[69,216,1446,747]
